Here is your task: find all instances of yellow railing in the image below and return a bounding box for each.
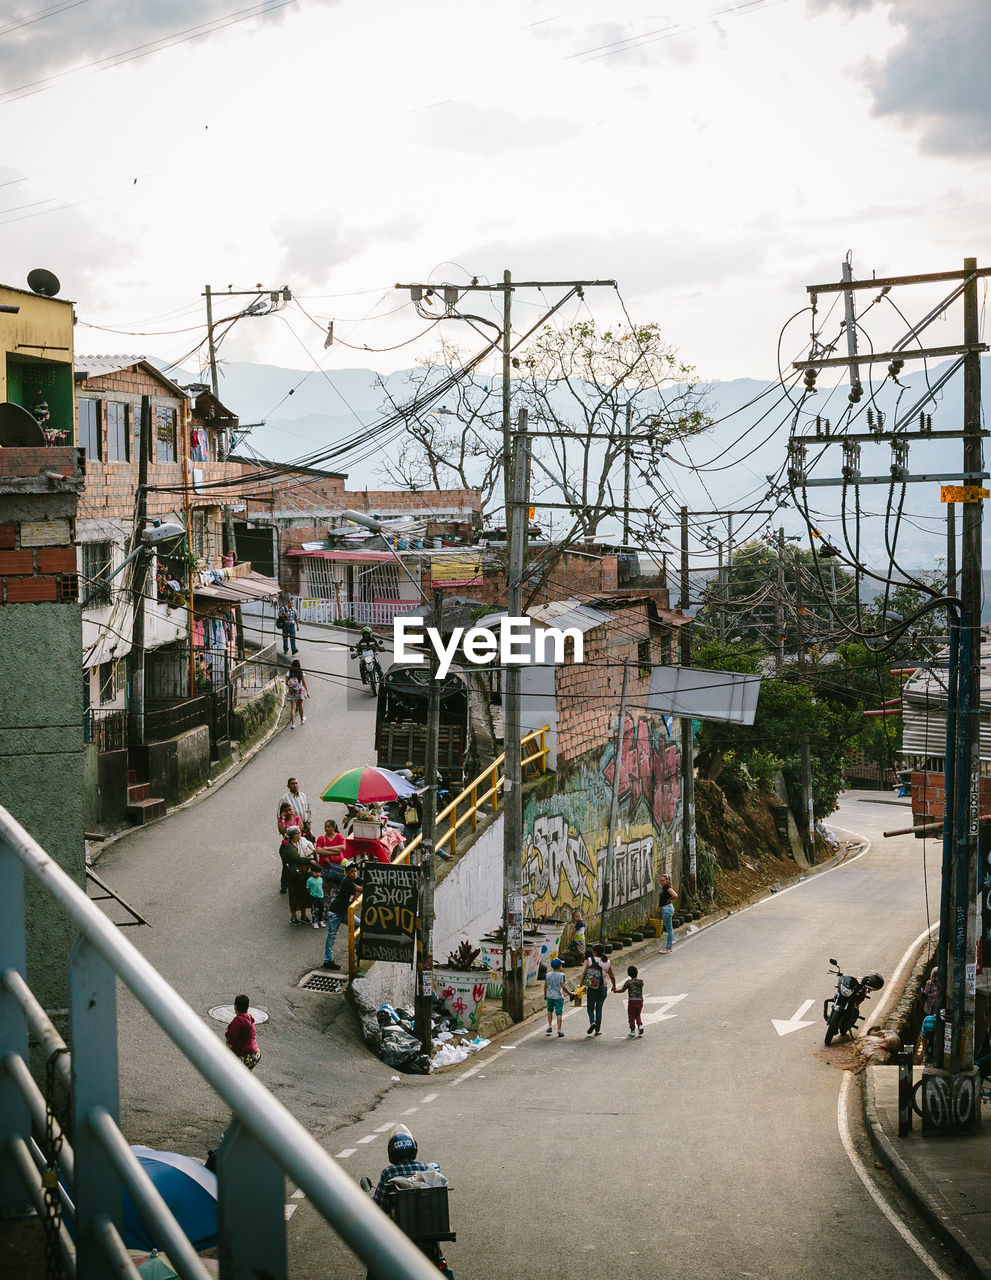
[347,727,549,975]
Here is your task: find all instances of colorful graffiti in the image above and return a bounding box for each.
[521,715,682,919]
[602,714,682,831]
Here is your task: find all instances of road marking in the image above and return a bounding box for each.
[357,1134,378,1144]
[771,998,816,1036]
[291,1188,305,1199]
[401,1107,420,1116]
[640,994,687,1024]
[423,1093,438,1102]
[336,1148,356,1158]
[374,1123,395,1132]
[284,1204,297,1220]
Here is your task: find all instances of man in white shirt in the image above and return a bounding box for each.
[279,777,310,827]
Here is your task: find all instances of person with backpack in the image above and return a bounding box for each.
[580,943,617,1036]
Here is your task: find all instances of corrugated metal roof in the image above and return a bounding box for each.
[76,355,187,398]
[193,570,281,602]
[477,600,613,634]
[901,638,991,761]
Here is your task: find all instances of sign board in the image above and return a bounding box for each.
[430,553,482,587]
[940,485,989,503]
[20,519,71,547]
[357,864,419,964]
[646,665,761,725]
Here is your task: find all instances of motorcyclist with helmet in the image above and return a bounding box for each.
[355,626,383,656]
[365,1125,455,1279]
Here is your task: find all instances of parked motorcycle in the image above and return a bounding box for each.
[351,646,383,697]
[823,958,884,1045]
[359,1174,455,1278]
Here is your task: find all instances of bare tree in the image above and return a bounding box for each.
[377,321,710,543]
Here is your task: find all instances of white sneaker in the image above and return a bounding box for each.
[289,722,295,730]
[627,1031,636,1038]
[301,715,307,723]
[312,921,321,929]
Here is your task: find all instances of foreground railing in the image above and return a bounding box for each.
[0,804,441,1280]
[347,727,550,974]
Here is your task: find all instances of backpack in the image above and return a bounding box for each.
[585,959,603,990]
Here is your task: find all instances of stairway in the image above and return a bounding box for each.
[125,770,167,824]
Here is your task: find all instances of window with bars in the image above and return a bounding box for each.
[191,509,208,558]
[106,402,129,462]
[78,398,101,460]
[355,564,401,601]
[156,405,177,463]
[99,659,119,705]
[81,541,113,606]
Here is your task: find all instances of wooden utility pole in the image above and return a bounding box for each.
[502,410,529,1021]
[414,591,442,1058]
[679,507,696,897]
[794,556,815,864]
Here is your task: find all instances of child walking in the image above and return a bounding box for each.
[544,957,574,1037]
[617,965,645,1037]
[306,864,325,927]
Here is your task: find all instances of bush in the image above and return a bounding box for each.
[695,837,720,903]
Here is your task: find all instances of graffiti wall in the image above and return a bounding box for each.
[522,713,682,924]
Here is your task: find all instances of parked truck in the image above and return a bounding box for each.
[374,661,474,791]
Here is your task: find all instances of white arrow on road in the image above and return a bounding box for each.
[771,998,816,1036]
[640,994,687,1024]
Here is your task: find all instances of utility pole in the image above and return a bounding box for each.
[414,591,443,1058]
[774,528,786,676]
[788,256,991,1134]
[679,507,696,898]
[794,554,815,864]
[501,270,513,523]
[623,399,633,544]
[946,501,956,596]
[126,397,151,750]
[503,410,529,1021]
[601,658,630,943]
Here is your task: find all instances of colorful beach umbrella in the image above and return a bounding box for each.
[121,1146,218,1253]
[321,765,417,804]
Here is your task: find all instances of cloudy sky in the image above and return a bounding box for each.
[3,0,989,390]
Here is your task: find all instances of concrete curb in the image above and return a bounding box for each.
[861,1066,991,1278]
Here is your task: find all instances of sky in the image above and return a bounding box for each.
[3,0,990,392]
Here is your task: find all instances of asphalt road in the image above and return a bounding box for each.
[93,646,968,1279]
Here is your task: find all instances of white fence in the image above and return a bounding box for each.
[293,597,409,626]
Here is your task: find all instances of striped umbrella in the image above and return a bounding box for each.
[321,765,417,804]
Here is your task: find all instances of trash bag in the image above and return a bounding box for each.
[380,1025,430,1073]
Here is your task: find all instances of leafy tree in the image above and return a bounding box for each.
[376,321,711,544]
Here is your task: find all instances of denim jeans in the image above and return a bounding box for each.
[661,902,675,948]
[324,911,345,963]
[587,988,607,1031]
[282,623,297,654]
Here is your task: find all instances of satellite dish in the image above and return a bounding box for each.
[0,402,45,446]
[26,268,61,297]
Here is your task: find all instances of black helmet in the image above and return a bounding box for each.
[386,1124,417,1162]
[863,972,884,990]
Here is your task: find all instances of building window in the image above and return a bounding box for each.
[106,402,129,462]
[638,639,651,678]
[156,406,177,463]
[78,398,101,459]
[99,659,118,705]
[191,509,208,559]
[81,541,113,606]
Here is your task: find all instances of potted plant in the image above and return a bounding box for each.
[433,939,490,1032]
[478,927,543,997]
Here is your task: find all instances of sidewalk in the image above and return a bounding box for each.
[863,1064,991,1276]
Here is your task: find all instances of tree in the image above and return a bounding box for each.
[376,321,711,543]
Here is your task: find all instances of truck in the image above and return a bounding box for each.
[374,661,475,791]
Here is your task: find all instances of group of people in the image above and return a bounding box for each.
[543,947,647,1038]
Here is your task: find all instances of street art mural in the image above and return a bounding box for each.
[522,714,682,920]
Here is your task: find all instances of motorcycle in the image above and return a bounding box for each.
[823,958,884,1045]
[351,646,383,697]
[359,1175,455,1278]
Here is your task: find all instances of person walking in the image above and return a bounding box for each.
[322,864,360,970]
[617,965,645,1037]
[285,659,309,729]
[279,777,310,828]
[580,943,617,1036]
[659,875,678,953]
[276,597,299,655]
[544,957,574,1037]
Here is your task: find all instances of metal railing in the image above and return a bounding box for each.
[231,642,279,703]
[347,727,550,974]
[293,596,409,626]
[0,804,441,1280]
[82,708,127,754]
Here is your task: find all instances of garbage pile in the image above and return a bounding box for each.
[358,998,489,1074]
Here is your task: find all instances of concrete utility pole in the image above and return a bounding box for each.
[502,410,529,1022]
[601,658,631,943]
[794,554,815,864]
[414,591,443,1058]
[774,527,786,677]
[789,255,991,1134]
[679,507,696,897]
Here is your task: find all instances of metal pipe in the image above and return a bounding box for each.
[0,810,442,1280]
[91,1213,142,1279]
[936,618,960,1068]
[0,970,72,1090]
[2,1052,74,1183]
[6,1136,76,1276]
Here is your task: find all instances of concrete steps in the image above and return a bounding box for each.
[125,770,166,825]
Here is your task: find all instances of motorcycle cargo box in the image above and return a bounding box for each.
[391,1186,454,1242]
